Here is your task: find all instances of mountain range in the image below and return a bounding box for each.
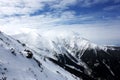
[0,30,120,80]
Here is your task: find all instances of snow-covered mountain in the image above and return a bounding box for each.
[1,30,120,80]
[0,31,79,80]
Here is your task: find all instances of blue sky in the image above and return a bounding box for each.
[0,0,120,45]
[31,0,120,22]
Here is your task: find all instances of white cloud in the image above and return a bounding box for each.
[50,0,77,9]
[48,0,110,9]
[0,0,56,16]
[103,5,120,11]
[60,11,76,19]
[0,0,117,17]
[0,0,78,17]
[78,0,109,7]
[0,0,120,45]
[39,22,120,45]
[0,14,120,45]
[0,14,61,34]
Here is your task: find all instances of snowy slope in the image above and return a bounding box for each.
[13,30,106,55]
[13,30,107,63]
[13,30,120,80]
[0,31,79,80]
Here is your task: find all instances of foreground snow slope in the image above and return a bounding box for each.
[0,31,79,80]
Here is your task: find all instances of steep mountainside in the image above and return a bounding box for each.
[0,31,79,80]
[13,31,120,80]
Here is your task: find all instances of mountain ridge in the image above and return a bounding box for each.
[1,30,120,80]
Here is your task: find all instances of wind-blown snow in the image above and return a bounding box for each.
[13,30,106,57]
[13,30,108,76]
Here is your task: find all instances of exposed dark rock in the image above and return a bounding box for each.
[48,47,120,80]
[24,49,33,58]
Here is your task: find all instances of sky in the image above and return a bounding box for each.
[0,0,120,46]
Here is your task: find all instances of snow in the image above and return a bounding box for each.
[13,30,107,59]
[13,30,107,77]
[0,31,79,80]
[1,29,118,80]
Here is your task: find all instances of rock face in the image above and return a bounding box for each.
[1,31,120,80]
[49,46,120,80]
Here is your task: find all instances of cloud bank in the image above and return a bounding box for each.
[0,0,120,45]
